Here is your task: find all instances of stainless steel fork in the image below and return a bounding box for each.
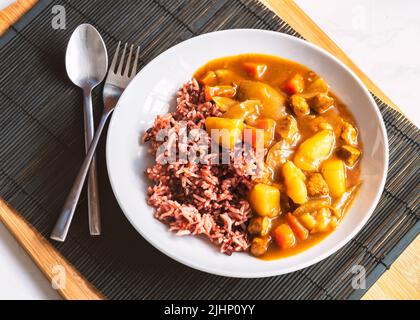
[51,42,140,242]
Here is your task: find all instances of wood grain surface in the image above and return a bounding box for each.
[0,199,104,300]
[0,0,418,300]
[362,236,420,300]
[0,0,38,36]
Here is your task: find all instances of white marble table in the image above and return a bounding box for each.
[0,0,419,299]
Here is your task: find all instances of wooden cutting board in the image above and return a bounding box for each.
[0,0,418,300]
[0,199,104,299]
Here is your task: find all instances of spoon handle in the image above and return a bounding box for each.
[83,90,101,235]
[51,111,112,242]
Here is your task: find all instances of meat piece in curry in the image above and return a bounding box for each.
[194,53,362,259]
[306,173,329,197]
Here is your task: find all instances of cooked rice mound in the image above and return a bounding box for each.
[143,79,258,255]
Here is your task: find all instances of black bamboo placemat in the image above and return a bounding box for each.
[0,0,418,300]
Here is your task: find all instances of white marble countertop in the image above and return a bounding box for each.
[297,0,420,127]
[0,0,418,299]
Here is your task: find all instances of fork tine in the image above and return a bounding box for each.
[123,45,134,77]
[116,43,128,75]
[109,41,121,74]
[130,46,140,79]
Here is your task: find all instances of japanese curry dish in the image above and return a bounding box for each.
[144,54,362,259]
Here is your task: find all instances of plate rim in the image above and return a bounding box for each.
[106,29,389,278]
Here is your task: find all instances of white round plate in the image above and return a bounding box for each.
[106,29,388,278]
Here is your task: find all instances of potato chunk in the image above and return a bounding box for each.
[307,77,330,94]
[212,97,237,112]
[299,213,317,231]
[283,161,308,204]
[237,80,286,120]
[247,216,271,236]
[222,100,260,122]
[199,71,217,86]
[311,93,334,113]
[290,94,310,117]
[294,129,335,171]
[306,173,329,197]
[321,159,346,198]
[250,236,271,256]
[337,145,362,167]
[340,121,358,145]
[214,69,242,85]
[205,117,243,149]
[248,183,281,217]
[276,115,299,144]
[312,208,332,233]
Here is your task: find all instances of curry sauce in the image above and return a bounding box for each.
[194,54,362,259]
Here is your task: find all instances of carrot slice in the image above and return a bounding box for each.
[253,118,276,130]
[204,86,213,101]
[283,73,304,95]
[253,118,276,148]
[243,62,267,79]
[286,213,309,240]
[244,125,265,150]
[273,224,296,249]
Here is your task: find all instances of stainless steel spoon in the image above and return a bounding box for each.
[65,24,108,235]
